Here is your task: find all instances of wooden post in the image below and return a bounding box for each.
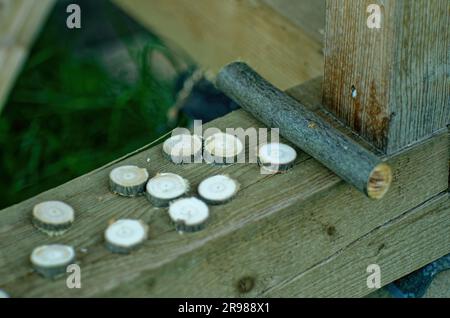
[323,0,449,154]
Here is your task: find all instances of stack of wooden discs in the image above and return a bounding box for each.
[22,127,302,274]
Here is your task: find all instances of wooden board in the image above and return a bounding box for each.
[323,0,449,154]
[267,193,449,297]
[0,0,55,112]
[262,0,325,44]
[112,0,324,90]
[0,79,448,297]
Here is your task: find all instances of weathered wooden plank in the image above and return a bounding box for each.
[0,46,26,112]
[323,0,449,154]
[106,193,449,298]
[112,0,324,90]
[262,0,325,44]
[266,192,450,297]
[99,134,449,297]
[0,79,447,297]
[0,0,55,112]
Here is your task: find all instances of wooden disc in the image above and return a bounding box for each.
[109,165,149,197]
[105,219,148,254]
[168,197,209,232]
[198,175,239,205]
[146,173,190,207]
[32,201,75,236]
[31,244,76,278]
[204,132,243,164]
[163,134,202,164]
[257,142,297,173]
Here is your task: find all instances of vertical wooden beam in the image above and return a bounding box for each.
[323,0,449,154]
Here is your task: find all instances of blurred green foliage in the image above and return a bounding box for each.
[0,2,187,208]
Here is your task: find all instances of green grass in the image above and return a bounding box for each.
[0,3,188,209]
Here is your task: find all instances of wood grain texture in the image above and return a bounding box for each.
[261,0,326,44]
[266,193,450,297]
[112,0,324,90]
[216,62,390,199]
[0,80,448,297]
[0,0,55,112]
[323,0,449,154]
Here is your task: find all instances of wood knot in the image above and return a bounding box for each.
[351,85,357,99]
[146,277,156,291]
[377,243,386,255]
[236,276,255,293]
[326,225,336,236]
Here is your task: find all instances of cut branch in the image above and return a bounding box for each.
[216,62,392,199]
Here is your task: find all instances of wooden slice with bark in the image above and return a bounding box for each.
[105,219,148,254]
[168,197,209,232]
[163,134,203,164]
[257,142,297,173]
[204,132,243,165]
[146,173,190,207]
[32,201,75,236]
[30,244,76,279]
